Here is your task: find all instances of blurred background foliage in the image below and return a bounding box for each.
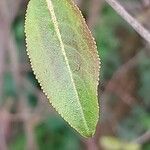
[0,0,150,150]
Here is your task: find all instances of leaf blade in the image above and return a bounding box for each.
[25,0,100,137]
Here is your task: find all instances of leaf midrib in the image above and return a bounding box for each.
[45,0,89,133]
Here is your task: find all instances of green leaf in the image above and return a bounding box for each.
[25,0,100,137]
[100,136,141,150]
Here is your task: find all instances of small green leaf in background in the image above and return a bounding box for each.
[25,0,100,137]
[100,136,141,150]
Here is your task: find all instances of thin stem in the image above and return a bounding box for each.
[134,130,150,144]
[105,0,150,43]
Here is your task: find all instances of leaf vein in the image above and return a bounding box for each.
[46,0,89,133]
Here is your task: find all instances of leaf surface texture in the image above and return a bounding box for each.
[25,0,100,137]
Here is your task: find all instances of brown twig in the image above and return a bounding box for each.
[0,29,5,104]
[134,130,150,144]
[2,0,39,149]
[102,50,143,108]
[87,0,103,29]
[85,138,98,150]
[104,0,150,43]
[106,50,143,88]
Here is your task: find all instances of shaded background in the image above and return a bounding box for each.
[0,0,150,149]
